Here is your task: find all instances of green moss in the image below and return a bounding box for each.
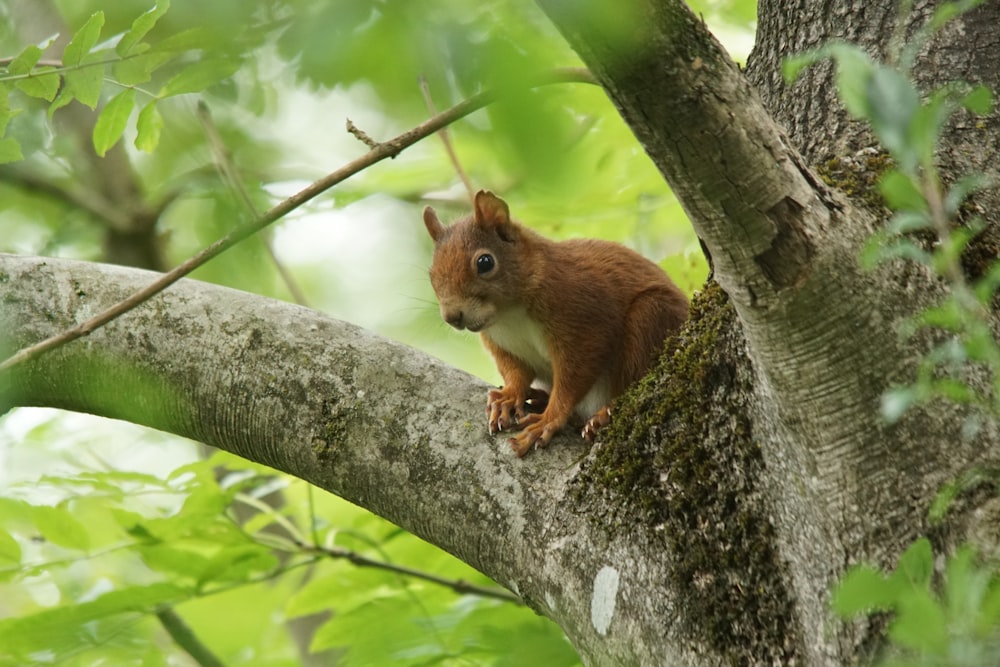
[576,283,800,663]
[816,151,893,210]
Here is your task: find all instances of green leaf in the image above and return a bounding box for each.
[135,101,163,152]
[0,528,21,565]
[781,50,823,83]
[62,12,106,66]
[879,169,926,211]
[945,546,990,624]
[827,43,876,119]
[196,545,278,587]
[113,51,173,86]
[889,588,949,654]
[962,84,994,115]
[9,44,43,72]
[310,593,432,659]
[891,537,934,593]
[886,210,931,235]
[867,66,920,168]
[31,505,90,550]
[908,91,957,170]
[139,544,211,579]
[55,53,107,111]
[14,68,61,101]
[93,88,135,156]
[832,565,895,615]
[160,58,242,97]
[117,0,172,57]
[0,583,188,654]
[0,84,10,136]
[9,45,61,101]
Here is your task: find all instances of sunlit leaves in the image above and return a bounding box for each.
[0,0,238,160]
[93,88,135,156]
[62,11,105,68]
[135,100,163,152]
[117,0,171,58]
[0,582,189,660]
[7,45,60,101]
[0,529,21,567]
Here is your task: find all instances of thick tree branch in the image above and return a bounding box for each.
[0,254,708,665]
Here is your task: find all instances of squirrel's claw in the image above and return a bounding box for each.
[509,413,560,457]
[581,405,613,442]
[487,387,527,436]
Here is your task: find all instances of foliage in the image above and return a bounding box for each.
[788,1,1000,663]
[834,539,1000,666]
[0,428,576,666]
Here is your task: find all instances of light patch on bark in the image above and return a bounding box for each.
[590,565,620,636]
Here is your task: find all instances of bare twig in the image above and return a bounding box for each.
[419,76,476,203]
[157,608,227,667]
[0,67,596,373]
[196,101,310,306]
[295,539,523,604]
[345,118,379,149]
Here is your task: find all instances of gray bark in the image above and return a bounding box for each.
[534,0,1000,663]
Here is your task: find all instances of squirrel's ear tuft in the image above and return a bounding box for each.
[474,190,516,241]
[423,206,446,242]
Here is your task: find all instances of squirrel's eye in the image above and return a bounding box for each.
[476,253,495,275]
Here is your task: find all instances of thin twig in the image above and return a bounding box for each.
[157,608,227,667]
[419,76,476,203]
[195,101,310,306]
[345,118,379,149]
[296,539,523,604]
[0,67,595,373]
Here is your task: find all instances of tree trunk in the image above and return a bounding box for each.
[3,0,1000,664]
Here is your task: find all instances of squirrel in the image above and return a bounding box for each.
[423,190,689,457]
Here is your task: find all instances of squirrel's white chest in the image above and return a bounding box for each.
[484,307,552,382]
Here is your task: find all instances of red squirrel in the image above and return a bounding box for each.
[423,190,689,457]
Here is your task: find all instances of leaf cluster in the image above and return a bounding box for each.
[0,446,575,666]
[835,540,1000,666]
[0,1,251,160]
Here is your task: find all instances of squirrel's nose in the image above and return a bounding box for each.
[442,309,464,329]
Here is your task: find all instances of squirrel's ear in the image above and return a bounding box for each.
[423,206,445,242]
[474,190,510,225]
[474,190,516,241]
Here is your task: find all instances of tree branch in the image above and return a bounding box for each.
[0,253,699,665]
[0,67,595,374]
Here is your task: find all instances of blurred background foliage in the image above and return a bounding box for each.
[0,0,754,664]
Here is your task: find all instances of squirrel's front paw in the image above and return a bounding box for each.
[509,413,564,458]
[486,387,526,434]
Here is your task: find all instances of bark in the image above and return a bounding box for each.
[534,0,1000,663]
